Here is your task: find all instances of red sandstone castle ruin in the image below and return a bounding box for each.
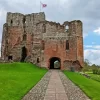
[1,12,83,70]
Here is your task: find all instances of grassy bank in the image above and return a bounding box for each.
[63,71,100,100]
[0,62,47,100]
[86,72,100,82]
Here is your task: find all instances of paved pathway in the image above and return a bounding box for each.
[44,70,68,100]
[22,70,90,100]
[22,71,51,100]
[59,71,90,100]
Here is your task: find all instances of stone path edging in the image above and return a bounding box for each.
[22,70,91,100]
[59,71,90,100]
[22,71,51,100]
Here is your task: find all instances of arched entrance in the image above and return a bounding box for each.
[49,57,61,69]
[20,46,27,62]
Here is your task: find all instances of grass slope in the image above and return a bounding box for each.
[63,71,100,100]
[87,72,100,82]
[0,62,47,100]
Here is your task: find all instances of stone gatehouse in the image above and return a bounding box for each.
[1,12,83,70]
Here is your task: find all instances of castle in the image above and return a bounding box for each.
[1,12,83,70]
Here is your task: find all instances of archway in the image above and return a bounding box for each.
[20,46,27,62]
[49,57,61,69]
[8,56,13,61]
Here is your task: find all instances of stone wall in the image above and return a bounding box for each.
[1,12,45,62]
[1,12,83,71]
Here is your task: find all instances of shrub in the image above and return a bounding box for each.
[97,69,100,75]
[92,68,98,74]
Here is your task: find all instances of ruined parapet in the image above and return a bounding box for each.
[6,12,45,27]
[7,12,24,27]
[63,20,82,36]
[36,20,82,37]
[36,21,65,34]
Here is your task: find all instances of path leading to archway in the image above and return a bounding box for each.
[22,70,90,100]
[44,70,68,100]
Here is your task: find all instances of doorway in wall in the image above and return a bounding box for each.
[20,46,27,62]
[49,57,61,69]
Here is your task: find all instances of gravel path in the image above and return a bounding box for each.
[59,71,90,100]
[22,70,51,100]
[22,70,90,100]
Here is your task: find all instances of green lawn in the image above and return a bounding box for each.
[63,71,100,100]
[0,62,47,100]
[86,72,100,82]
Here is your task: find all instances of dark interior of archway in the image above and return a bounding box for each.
[20,46,27,62]
[8,56,12,60]
[50,57,60,69]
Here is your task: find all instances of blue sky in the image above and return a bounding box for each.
[0,0,100,65]
[84,32,100,46]
[84,30,100,65]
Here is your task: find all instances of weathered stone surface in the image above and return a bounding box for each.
[22,70,51,100]
[22,70,90,100]
[59,71,90,100]
[1,12,83,71]
[44,70,68,100]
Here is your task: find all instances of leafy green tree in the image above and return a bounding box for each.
[97,68,100,75]
[82,59,91,72]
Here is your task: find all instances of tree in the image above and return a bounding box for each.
[82,59,91,72]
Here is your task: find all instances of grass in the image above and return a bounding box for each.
[0,62,47,100]
[86,72,100,82]
[63,71,100,100]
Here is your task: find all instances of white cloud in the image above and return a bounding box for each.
[0,8,6,21]
[84,45,100,65]
[84,49,100,65]
[94,45,100,49]
[84,45,100,49]
[0,0,100,37]
[84,45,93,48]
[93,27,100,35]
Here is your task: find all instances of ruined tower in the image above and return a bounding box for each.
[1,12,83,71]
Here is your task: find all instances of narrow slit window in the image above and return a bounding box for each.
[23,34,27,41]
[66,40,69,50]
[42,24,46,33]
[42,40,45,50]
[23,17,26,24]
[37,58,39,63]
[11,20,13,25]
